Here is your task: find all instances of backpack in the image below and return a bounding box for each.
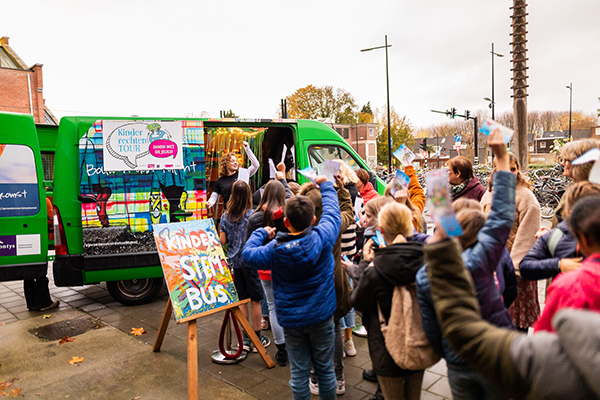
[547,228,564,258]
[377,283,440,371]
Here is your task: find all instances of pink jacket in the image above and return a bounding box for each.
[534,253,600,332]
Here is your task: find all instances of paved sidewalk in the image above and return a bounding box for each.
[0,265,453,399]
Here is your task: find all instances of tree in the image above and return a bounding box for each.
[357,102,374,123]
[375,106,414,167]
[285,85,357,123]
[223,109,238,118]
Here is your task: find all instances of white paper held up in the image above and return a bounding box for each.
[237,167,250,184]
[322,160,341,183]
[268,158,276,179]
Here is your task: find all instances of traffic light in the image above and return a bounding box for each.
[451,108,457,119]
[465,110,470,119]
[421,138,428,151]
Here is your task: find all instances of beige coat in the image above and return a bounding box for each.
[481,184,540,275]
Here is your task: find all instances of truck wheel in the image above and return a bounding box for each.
[106,277,163,306]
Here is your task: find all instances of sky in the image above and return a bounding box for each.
[4,0,600,130]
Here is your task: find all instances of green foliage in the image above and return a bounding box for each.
[375,106,414,167]
[285,85,357,123]
[551,138,564,154]
[223,109,238,118]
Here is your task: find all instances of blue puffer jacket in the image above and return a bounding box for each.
[520,221,580,281]
[241,181,341,328]
[416,171,516,366]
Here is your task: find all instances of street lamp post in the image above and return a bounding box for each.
[566,83,572,141]
[484,43,504,120]
[361,35,392,174]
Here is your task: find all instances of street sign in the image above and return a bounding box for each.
[422,151,428,159]
[454,144,461,154]
[454,135,461,143]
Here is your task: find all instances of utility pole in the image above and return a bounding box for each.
[511,0,529,170]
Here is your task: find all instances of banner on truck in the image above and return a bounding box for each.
[152,219,239,322]
[79,120,207,256]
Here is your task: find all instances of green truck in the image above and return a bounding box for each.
[1,113,384,305]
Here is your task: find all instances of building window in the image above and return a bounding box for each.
[369,128,373,137]
[540,142,546,149]
[342,128,349,139]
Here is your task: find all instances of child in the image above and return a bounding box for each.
[453,198,517,308]
[242,176,341,400]
[245,172,291,365]
[521,181,600,281]
[220,180,270,352]
[534,194,600,332]
[416,129,515,399]
[423,222,599,399]
[351,202,426,400]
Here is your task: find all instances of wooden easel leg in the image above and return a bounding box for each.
[187,319,198,400]
[231,306,275,368]
[153,299,173,352]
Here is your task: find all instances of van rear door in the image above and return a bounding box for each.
[0,112,49,281]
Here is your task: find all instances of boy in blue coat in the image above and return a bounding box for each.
[242,175,341,400]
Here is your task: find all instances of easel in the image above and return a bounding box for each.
[153,297,275,400]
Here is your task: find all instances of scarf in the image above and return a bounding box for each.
[451,178,471,199]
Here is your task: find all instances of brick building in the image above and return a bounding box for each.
[331,122,378,169]
[0,36,57,125]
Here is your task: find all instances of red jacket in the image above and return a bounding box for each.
[534,253,600,332]
[360,182,379,205]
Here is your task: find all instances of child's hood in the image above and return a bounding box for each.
[373,242,424,285]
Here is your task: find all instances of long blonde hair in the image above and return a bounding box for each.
[365,197,394,230]
[378,202,413,239]
[383,183,424,233]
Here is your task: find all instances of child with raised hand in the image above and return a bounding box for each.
[423,218,600,399]
[520,181,600,282]
[244,164,291,365]
[242,175,341,400]
[219,181,270,352]
[453,198,517,309]
[533,194,600,332]
[351,201,426,400]
[416,129,516,400]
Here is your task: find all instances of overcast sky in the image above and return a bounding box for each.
[4,0,600,129]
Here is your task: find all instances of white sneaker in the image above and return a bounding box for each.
[352,325,368,337]
[337,379,346,395]
[343,338,357,357]
[309,379,319,395]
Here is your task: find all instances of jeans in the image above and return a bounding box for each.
[284,317,336,400]
[339,308,355,330]
[260,279,285,345]
[447,367,508,400]
[260,284,269,317]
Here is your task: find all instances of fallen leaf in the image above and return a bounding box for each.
[59,336,74,345]
[7,387,23,397]
[0,378,17,391]
[68,357,84,365]
[36,393,41,396]
[43,314,52,319]
[133,397,141,400]
[130,327,147,336]
[0,322,5,326]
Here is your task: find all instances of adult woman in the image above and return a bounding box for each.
[552,139,600,226]
[447,156,486,201]
[207,141,259,210]
[355,169,379,205]
[481,153,541,332]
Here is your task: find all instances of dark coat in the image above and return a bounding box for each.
[416,171,516,366]
[453,176,486,202]
[351,242,425,377]
[520,221,580,281]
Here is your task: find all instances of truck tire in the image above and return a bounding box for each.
[106,277,163,306]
